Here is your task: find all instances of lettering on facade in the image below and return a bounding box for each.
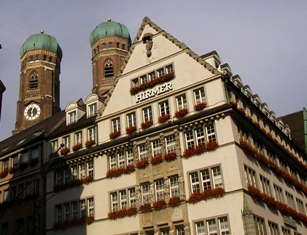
[135,82,173,103]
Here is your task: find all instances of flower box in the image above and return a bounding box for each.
[108,207,137,219]
[136,159,149,169]
[194,102,207,111]
[82,176,93,185]
[141,120,153,129]
[164,152,177,162]
[139,203,152,213]
[0,170,8,178]
[168,196,181,207]
[72,143,82,151]
[60,147,70,156]
[109,131,121,139]
[107,165,135,178]
[130,72,174,95]
[158,114,170,123]
[153,200,167,210]
[151,155,163,165]
[85,140,95,148]
[183,144,206,159]
[188,188,225,204]
[205,141,218,151]
[175,108,188,118]
[126,126,136,135]
[53,216,94,230]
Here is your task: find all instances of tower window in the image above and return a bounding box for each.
[104,60,114,78]
[29,74,39,89]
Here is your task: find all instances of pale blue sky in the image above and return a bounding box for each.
[1,0,307,140]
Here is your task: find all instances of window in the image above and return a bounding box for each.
[55,197,94,224]
[2,159,8,171]
[131,78,139,87]
[244,165,257,187]
[260,175,271,196]
[31,146,39,160]
[148,71,156,81]
[176,94,187,110]
[175,225,185,235]
[165,64,173,74]
[281,227,290,235]
[111,117,121,132]
[157,68,165,77]
[159,100,170,116]
[155,179,165,200]
[253,215,266,235]
[141,183,151,204]
[296,198,305,214]
[160,227,170,235]
[184,124,216,149]
[169,175,179,197]
[29,74,38,89]
[140,75,148,84]
[151,139,161,157]
[268,221,279,235]
[138,143,148,160]
[273,184,284,203]
[110,188,136,211]
[88,103,97,117]
[88,126,96,142]
[87,161,94,178]
[285,191,295,209]
[195,221,206,235]
[127,112,136,128]
[194,87,205,104]
[165,134,176,153]
[104,60,114,78]
[68,110,77,124]
[63,136,70,148]
[21,151,29,163]
[51,140,58,152]
[74,131,82,145]
[142,106,152,122]
[189,166,223,194]
[12,156,19,167]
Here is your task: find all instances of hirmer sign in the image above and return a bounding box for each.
[135,82,173,103]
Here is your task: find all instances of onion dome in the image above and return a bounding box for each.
[89,19,131,46]
[20,31,62,59]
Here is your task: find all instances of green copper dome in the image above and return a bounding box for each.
[89,19,131,46]
[20,31,62,59]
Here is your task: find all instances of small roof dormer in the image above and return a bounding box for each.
[85,93,104,118]
[65,98,85,125]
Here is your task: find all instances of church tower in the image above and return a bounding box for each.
[13,31,62,134]
[89,19,131,96]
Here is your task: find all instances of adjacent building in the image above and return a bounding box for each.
[0,80,5,122]
[1,17,306,235]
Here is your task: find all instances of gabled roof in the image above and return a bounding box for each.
[100,16,222,113]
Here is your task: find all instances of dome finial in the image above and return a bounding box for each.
[107,18,112,22]
[40,30,44,34]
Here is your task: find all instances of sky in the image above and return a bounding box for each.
[1,0,307,141]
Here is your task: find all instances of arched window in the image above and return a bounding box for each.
[104,60,114,78]
[29,74,39,89]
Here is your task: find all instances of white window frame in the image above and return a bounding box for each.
[142,106,152,122]
[159,100,170,116]
[194,87,205,104]
[111,117,121,132]
[127,112,136,128]
[88,103,97,117]
[176,94,187,110]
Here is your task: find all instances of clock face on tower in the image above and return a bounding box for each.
[24,103,41,120]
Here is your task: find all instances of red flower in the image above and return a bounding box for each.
[151,155,163,165]
[164,152,177,162]
[0,170,8,178]
[175,108,188,118]
[141,120,153,129]
[136,159,149,169]
[139,203,152,213]
[205,141,219,151]
[158,114,170,123]
[194,102,207,111]
[108,207,137,219]
[188,188,225,204]
[60,147,70,156]
[168,196,181,207]
[72,143,82,151]
[126,126,136,135]
[109,131,121,139]
[153,200,167,210]
[85,140,95,148]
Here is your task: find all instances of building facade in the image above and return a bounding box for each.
[0,17,306,235]
[44,17,307,235]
